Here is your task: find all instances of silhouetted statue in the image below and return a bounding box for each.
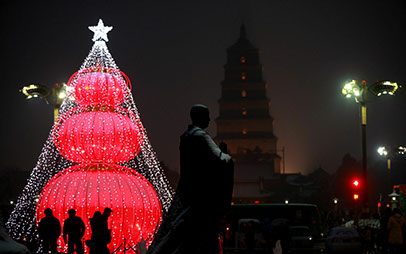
[147,104,234,254]
[63,209,85,254]
[38,208,61,253]
[89,208,112,254]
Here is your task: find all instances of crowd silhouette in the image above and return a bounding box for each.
[38,208,112,254]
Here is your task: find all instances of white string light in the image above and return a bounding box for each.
[6,20,174,252]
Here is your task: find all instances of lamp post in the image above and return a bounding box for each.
[377,145,406,197]
[20,83,68,122]
[342,80,400,211]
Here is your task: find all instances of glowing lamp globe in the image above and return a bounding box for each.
[36,163,162,253]
[68,67,131,107]
[54,107,143,163]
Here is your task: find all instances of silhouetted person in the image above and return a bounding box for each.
[38,208,61,253]
[63,209,85,254]
[387,208,406,254]
[147,104,234,254]
[88,211,101,254]
[101,208,112,245]
[89,209,112,254]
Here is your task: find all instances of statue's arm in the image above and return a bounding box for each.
[199,132,231,163]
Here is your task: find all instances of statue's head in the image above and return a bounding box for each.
[190,104,210,129]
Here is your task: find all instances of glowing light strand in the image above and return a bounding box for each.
[7,20,174,251]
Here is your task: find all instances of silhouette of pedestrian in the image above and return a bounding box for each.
[387,208,406,254]
[89,209,112,254]
[63,209,85,254]
[147,104,234,254]
[101,208,112,246]
[38,208,61,253]
[88,211,101,254]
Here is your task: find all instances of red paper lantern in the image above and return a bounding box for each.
[68,67,131,107]
[36,163,162,253]
[54,107,143,163]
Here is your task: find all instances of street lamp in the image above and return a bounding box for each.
[20,83,68,122]
[377,145,406,196]
[342,80,401,211]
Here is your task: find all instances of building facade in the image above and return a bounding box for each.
[215,25,281,203]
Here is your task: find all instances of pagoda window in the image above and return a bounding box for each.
[242,107,247,115]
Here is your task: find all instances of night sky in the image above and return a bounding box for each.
[1,0,406,175]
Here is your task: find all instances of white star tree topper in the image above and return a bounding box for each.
[89,19,113,42]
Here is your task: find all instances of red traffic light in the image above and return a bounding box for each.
[353,180,359,187]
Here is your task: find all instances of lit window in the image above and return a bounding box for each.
[241,72,246,80]
[241,90,247,97]
[240,56,246,63]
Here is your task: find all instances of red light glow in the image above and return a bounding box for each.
[36,163,162,253]
[68,67,131,107]
[353,180,359,187]
[353,194,359,200]
[54,107,143,163]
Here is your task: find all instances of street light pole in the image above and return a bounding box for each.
[342,80,401,213]
[378,146,406,199]
[20,83,67,122]
[360,82,368,210]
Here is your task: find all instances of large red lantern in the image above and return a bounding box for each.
[68,67,131,107]
[36,163,162,253]
[54,107,143,163]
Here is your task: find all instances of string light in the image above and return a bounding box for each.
[36,163,162,252]
[7,19,174,253]
[54,106,144,163]
[67,66,131,107]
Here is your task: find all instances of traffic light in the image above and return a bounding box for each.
[352,179,360,201]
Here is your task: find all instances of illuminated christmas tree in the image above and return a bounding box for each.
[7,19,174,253]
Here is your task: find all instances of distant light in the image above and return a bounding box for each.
[354,194,359,200]
[378,146,388,156]
[58,91,67,99]
[353,180,359,187]
[342,80,362,101]
[333,199,338,204]
[285,200,289,204]
[10,201,14,205]
[369,80,401,97]
[392,197,396,201]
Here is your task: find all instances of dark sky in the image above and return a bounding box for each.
[1,0,406,175]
